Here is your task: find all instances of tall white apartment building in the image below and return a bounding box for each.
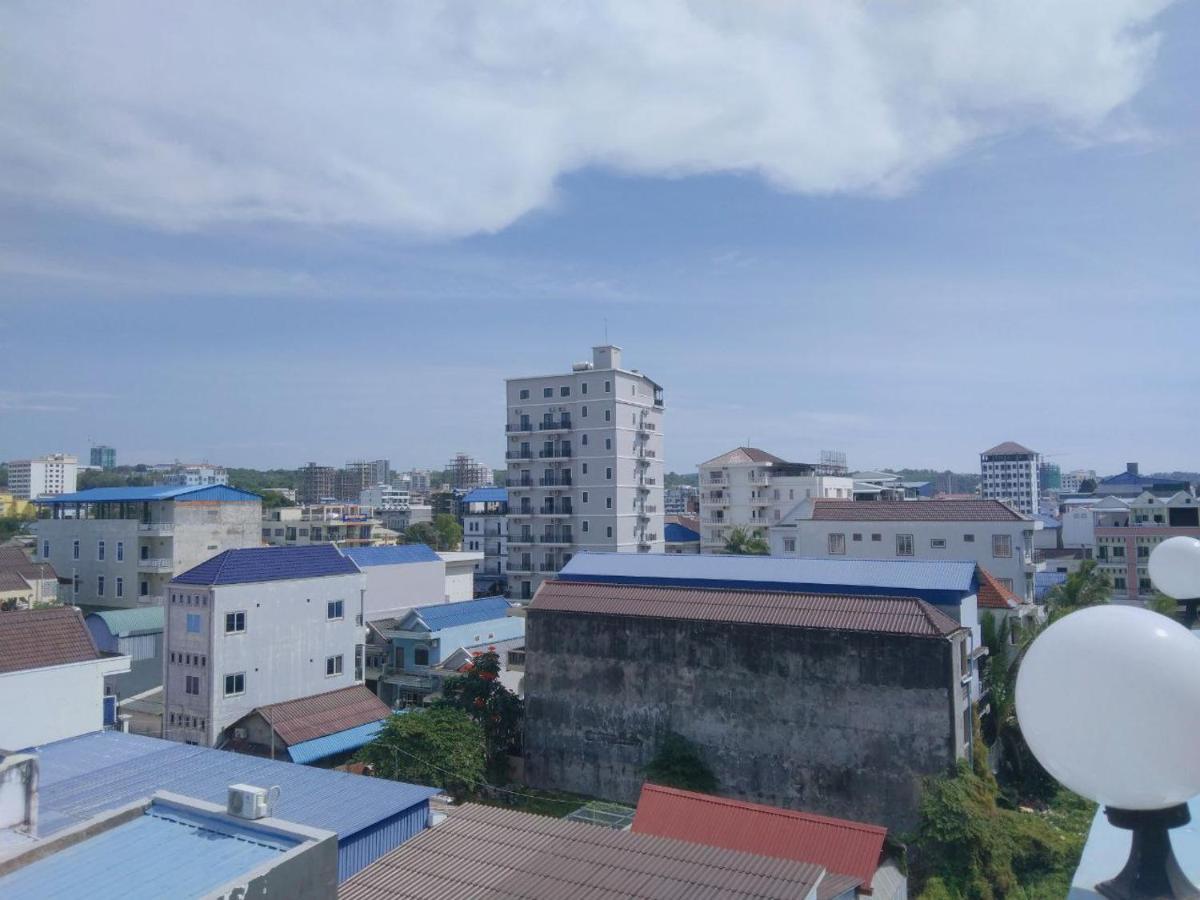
[697,448,853,554]
[156,464,229,487]
[505,346,664,601]
[980,442,1040,515]
[7,453,78,500]
[462,487,508,582]
[360,483,411,510]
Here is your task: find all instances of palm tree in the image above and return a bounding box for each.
[723,526,769,555]
[1043,559,1110,622]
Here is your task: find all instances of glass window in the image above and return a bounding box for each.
[604,380,611,392]
[116,541,124,561]
[852,533,862,542]
[871,533,882,542]
[582,491,589,503]
[186,613,202,633]
[223,673,245,696]
[97,575,105,596]
[560,386,570,397]
[930,538,947,549]
[896,534,914,556]
[963,534,975,543]
[581,434,588,446]
[42,540,49,558]
[992,534,1012,558]
[604,409,610,422]
[225,611,246,634]
[97,540,105,561]
[73,540,79,560]
[327,599,344,620]
[605,438,612,450]
[519,389,529,399]
[581,383,588,395]
[115,577,124,598]
[582,520,590,533]
[606,526,613,538]
[185,675,200,695]
[606,497,612,509]
[414,648,429,666]
[783,537,796,553]
[326,655,344,676]
[543,387,553,398]
[606,467,612,479]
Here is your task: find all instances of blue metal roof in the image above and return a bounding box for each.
[288,719,388,765]
[36,484,260,504]
[29,731,437,842]
[1035,571,1068,602]
[664,522,700,542]
[342,544,441,567]
[461,487,507,505]
[1099,470,1157,486]
[0,802,296,900]
[406,596,514,631]
[172,544,361,585]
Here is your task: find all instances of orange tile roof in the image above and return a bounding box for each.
[976,566,1023,610]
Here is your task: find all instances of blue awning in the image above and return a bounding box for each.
[287,720,387,765]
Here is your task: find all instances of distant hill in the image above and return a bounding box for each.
[665,471,699,488]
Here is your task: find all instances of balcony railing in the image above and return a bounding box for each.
[505,451,533,460]
[506,423,534,433]
[539,533,574,545]
[539,504,573,516]
[539,476,573,487]
[137,522,175,534]
[508,561,534,573]
[137,558,172,571]
[538,448,572,459]
[506,478,533,488]
[539,418,572,431]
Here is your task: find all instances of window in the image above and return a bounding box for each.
[225,611,246,634]
[605,467,612,479]
[115,577,124,598]
[327,600,344,620]
[606,497,613,509]
[97,575,105,596]
[519,388,529,399]
[930,538,947,549]
[140,581,148,596]
[73,540,79,560]
[852,533,862,542]
[223,673,245,696]
[828,533,846,555]
[606,526,613,538]
[326,655,344,677]
[1137,545,1149,558]
[604,409,611,422]
[42,540,49,558]
[97,540,105,561]
[871,533,882,542]
[116,541,124,561]
[581,382,588,395]
[582,520,590,533]
[1113,545,1125,558]
[1139,577,1152,592]
[185,675,200,695]
[963,534,975,543]
[186,613,202,633]
[581,434,588,446]
[992,534,1012,558]
[582,463,588,474]
[560,386,570,397]
[605,438,612,450]
[896,534,914,556]
[543,387,553,398]
[1114,576,1127,590]
[414,648,429,666]
[999,577,1014,590]
[604,380,611,393]
[783,537,796,553]
[582,491,589,503]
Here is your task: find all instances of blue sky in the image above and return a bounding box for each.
[1,2,1197,475]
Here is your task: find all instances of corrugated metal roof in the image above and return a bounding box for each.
[30,731,437,841]
[530,581,963,638]
[406,596,514,632]
[172,544,361,585]
[1035,571,1068,602]
[35,484,260,504]
[288,720,387,766]
[461,487,507,504]
[810,499,1026,521]
[256,685,391,746]
[341,544,441,567]
[339,803,827,900]
[0,607,102,674]
[86,607,164,637]
[631,784,886,891]
[664,522,700,542]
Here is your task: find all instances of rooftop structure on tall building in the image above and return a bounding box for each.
[262,504,383,548]
[6,453,78,500]
[980,441,1039,515]
[461,486,508,591]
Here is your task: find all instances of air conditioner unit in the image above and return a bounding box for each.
[233,727,247,740]
[227,784,270,820]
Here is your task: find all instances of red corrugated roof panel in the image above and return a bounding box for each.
[256,684,391,745]
[810,499,1025,521]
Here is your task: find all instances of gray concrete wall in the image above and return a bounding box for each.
[360,560,446,620]
[524,610,964,832]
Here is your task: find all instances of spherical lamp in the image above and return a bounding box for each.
[1150,537,1200,626]
[1016,605,1200,898]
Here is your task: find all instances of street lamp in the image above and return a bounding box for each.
[1149,536,1200,626]
[1016,605,1200,898]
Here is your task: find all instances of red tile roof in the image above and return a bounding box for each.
[982,441,1037,456]
[632,784,888,891]
[976,567,1023,610]
[0,547,59,582]
[810,499,1025,522]
[531,580,964,639]
[0,569,32,592]
[0,607,102,673]
[700,447,788,467]
[255,684,391,746]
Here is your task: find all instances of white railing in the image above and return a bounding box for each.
[137,522,174,533]
[136,558,172,571]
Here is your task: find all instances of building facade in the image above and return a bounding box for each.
[461,487,508,579]
[1092,491,1200,601]
[157,463,229,486]
[504,345,665,601]
[299,463,337,504]
[1060,469,1097,493]
[34,484,263,610]
[979,442,1039,515]
[664,484,698,515]
[699,447,853,553]
[7,453,78,500]
[262,504,383,548]
[90,445,116,471]
[360,483,411,510]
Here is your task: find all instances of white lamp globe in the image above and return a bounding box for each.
[1015,605,1200,810]
[1149,536,1200,599]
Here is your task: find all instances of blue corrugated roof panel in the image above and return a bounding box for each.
[408,596,514,631]
[664,522,700,542]
[36,484,260,504]
[342,544,440,567]
[30,731,437,842]
[85,607,164,636]
[1035,571,1068,602]
[461,487,507,505]
[0,802,295,900]
[172,544,361,585]
[288,720,388,765]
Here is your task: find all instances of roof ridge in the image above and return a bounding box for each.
[642,784,885,835]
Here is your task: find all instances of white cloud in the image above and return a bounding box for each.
[0,1,1171,237]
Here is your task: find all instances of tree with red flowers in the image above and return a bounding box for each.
[437,649,524,780]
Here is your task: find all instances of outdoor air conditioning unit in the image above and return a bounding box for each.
[227,784,271,820]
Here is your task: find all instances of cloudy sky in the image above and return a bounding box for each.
[2,1,1197,475]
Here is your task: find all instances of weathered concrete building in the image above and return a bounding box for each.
[524,579,970,832]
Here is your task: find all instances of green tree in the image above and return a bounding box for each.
[723,526,769,555]
[1043,560,1110,623]
[644,732,718,793]
[1078,478,1097,494]
[433,513,463,551]
[438,650,524,780]
[1148,591,1179,618]
[404,522,439,547]
[356,707,485,799]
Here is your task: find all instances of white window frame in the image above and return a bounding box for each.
[326,655,344,677]
[225,611,246,634]
[223,672,246,697]
[327,599,344,621]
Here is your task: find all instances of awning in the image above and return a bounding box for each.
[286,719,387,765]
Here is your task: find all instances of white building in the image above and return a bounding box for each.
[770,498,1042,601]
[664,484,698,515]
[6,453,78,500]
[157,464,229,487]
[439,551,485,601]
[0,607,130,748]
[262,504,383,548]
[1061,497,1099,548]
[1060,469,1097,493]
[698,447,853,554]
[980,442,1040,516]
[34,485,263,610]
[461,487,508,580]
[360,483,411,511]
[164,544,367,747]
[505,345,665,601]
[341,544,456,619]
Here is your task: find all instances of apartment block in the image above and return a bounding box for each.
[7,453,78,500]
[165,544,367,747]
[299,463,337,504]
[462,486,508,582]
[1092,490,1200,601]
[1060,468,1097,493]
[156,463,228,486]
[980,442,1039,515]
[505,345,664,601]
[360,483,411,510]
[89,445,116,470]
[34,484,262,610]
[698,447,853,553]
[262,504,384,548]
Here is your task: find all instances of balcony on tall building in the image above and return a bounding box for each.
[539,416,573,432]
[539,530,574,545]
[137,522,175,536]
[538,447,572,459]
[506,450,533,460]
[539,473,573,487]
[539,500,573,516]
[506,422,535,434]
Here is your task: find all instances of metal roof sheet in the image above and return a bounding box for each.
[809,499,1026,522]
[530,581,963,638]
[288,720,387,766]
[341,544,441,567]
[172,544,362,585]
[29,731,437,841]
[255,685,391,746]
[632,784,887,891]
[461,487,508,504]
[1035,571,1069,602]
[86,607,164,637]
[0,607,102,674]
[339,803,827,900]
[36,484,260,504]
[664,522,700,542]
[406,596,515,631]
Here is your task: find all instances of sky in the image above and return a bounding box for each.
[1,1,1197,476]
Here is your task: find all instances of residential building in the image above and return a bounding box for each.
[336,462,373,503]
[979,441,1039,515]
[771,498,1041,601]
[89,444,116,470]
[461,486,507,585]
[505,345,665,601]
[365,458,391,487]
[377,504,431,534]
[632,784,904,900]
[14,729,437,883]
[84,607,164,702]
[299,462,337,504]
[1035,547,1088,576]
[0,546,59,608]
[0,607,130,747]
[340,803,846,900]
[0,492,35,517]
[341,544,448,620]
[0,570,37,609]
[664,514,701,553]
[360,483,410,510]
[524,578,970,832]
[156,462,228,486]
[366,596,523,706]
[698,447,852,553]
[165,544,368,747]
[976,566,1041,645]
[6,453,78,500]
[664,483,698,514]
[262,504,382,548]
[434,635,527,697]
[439,550,482,600]
[1060,468,1097,493]
[1092,490,1200,601]
[1061,496,1099,548]
[1033,512,1061,550]
[427,487,459,519]
[445,452,493,490]
[34,484,262,610]
[1039,461,1062,493]
[404,468,433,497]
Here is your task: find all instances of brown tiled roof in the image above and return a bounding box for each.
[255,685,391,746]
[982,441,1037,456]
[339,803,826,900]
[976,567,1023,610]
[0,547,58,582]
[700,447,788,467]
[531,580,963,639]
[0,570,32,592]
[810,499,1025,522]
[0,607,102,673]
